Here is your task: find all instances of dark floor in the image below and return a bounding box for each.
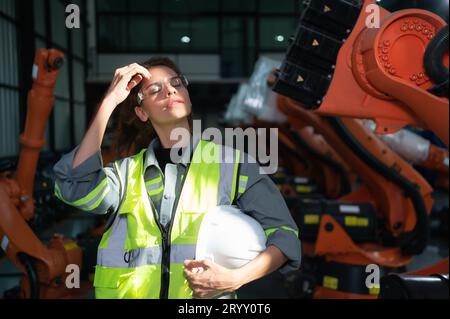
[0,192,448,299]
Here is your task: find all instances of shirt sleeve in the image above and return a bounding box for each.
[236,153,302,274]
[53,146,123,215]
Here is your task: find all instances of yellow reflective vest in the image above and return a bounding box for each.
[93,140,240,299]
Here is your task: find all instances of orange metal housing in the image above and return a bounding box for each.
[316,0,448,146]
[249,118,352,198]
[278,95,434,300]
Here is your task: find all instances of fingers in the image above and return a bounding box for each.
[184,259,193,267]
[185,270,222,299]
[115,63,149,75]
[185,266,205,274]
[184,268,202,281]
[184,268,208,286]
[121,68,151,92]
[131,63,152,79]
[192,288,217,299]
[202,259,214,267]
[190,284,224,299]
[184,259,207,269]
[184,260,214,287]
[123,67,151,83]
[105,63,152,105]
[114,63,151,80]
[187,281,216,299]
[184,259,213,268]
[192,267,205,274]
[126,74,143,91]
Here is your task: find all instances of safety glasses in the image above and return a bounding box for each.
[137,75,189,105]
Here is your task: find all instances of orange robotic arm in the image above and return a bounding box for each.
[273,0,449,146]
[0,49,84,298]
[15,49,64,220]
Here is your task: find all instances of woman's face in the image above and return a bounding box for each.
[135,65,192,126]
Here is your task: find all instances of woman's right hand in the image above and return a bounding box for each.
[103,63,152,107]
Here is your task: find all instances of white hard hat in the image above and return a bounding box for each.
[195,205,267,269]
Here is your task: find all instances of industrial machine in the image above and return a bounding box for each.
[0,49,98,298]
[270,0,448,298]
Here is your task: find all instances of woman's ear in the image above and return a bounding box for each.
[134,106,149,122]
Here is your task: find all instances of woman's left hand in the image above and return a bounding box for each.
[183,259,243,299]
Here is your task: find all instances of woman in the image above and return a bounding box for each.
[54,57,301,299]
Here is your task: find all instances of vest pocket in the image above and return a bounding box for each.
[180,211,205,240]
[118,206,150,249]
[94,266,136,299]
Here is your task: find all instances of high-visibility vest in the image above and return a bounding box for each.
[93,140,241,299]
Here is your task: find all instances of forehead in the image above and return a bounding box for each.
[147,65,178,81]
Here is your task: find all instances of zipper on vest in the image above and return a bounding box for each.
[147,164,187,299]
[146,166,170,299]
[148,199,168,299]
[160,227,170,299]
[160,165,188,299]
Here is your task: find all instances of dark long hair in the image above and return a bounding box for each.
[112,57,192,157]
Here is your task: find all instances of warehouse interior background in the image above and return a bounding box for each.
[0,0,448,299]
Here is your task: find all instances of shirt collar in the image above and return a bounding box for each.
[143,134,201,171]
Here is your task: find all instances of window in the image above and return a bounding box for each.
[73,61,85,103]
[72,26,84,57]
[51,0,67,48]
[259,0,296,13]
[161,17,218,51]
[259,17,296,50]
[74,103,86,144]
[95,0,300,77]
[34,0,46,36]
[98,16,128,52]
[129,0,159,13]
[0,87,20,157]
[54,59,70,99]
[129,17,158,51]
[161,0,219,14]
[222,0,256,12]
[0,0,16,18]
[0,20,18,87]
[97,0,126,12]
[54,100,71,151]
[222,17,255,77]
[0,11,19,157]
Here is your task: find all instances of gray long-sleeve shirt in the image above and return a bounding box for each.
[53,138,301,274]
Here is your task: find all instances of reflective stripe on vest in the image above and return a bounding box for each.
[97,244,197,268]
[94,140,240,299]
[55,179,110,212]
[237,175,248,195]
